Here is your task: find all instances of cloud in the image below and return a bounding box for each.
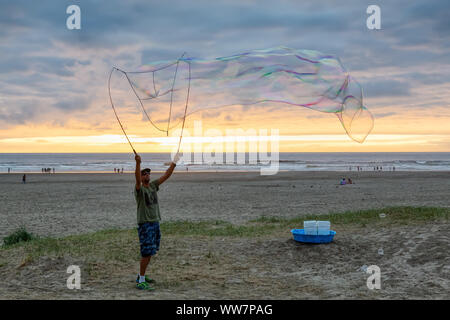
[0,0,449,131]
[373,112,396,118]
[362,79,411,97]
[52,97,90,111]
[0,99,39,124]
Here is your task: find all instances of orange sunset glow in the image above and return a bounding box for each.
[1,1,449,154]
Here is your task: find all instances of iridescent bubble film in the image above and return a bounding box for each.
[109,46,374,150]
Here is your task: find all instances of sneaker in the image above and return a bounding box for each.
[136,281,155,291]
[136,275,156,284]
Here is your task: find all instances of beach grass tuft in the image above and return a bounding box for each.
[3,227,37,247]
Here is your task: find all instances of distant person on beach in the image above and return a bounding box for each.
[340,178,346,185]
[347,178,353,184]
[22,174,26,184]
[8,168,10,173]
[134,152,179,290]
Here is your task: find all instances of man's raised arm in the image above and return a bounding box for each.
[135,154,142,191]
[158,153,180,185]
[158,162,175,185]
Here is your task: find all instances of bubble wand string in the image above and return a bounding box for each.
[109,53,190,157]
[108,67,137,155]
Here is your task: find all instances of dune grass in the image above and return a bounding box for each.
[252,206,449,228]
[0,206,448,268]
[161,206,449,236]
[2,227,37,246]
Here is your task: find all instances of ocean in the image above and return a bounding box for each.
[0,152,449,173]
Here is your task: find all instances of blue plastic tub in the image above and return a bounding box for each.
[291,229,336,244]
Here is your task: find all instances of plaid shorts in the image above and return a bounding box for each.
[137,222,161,257]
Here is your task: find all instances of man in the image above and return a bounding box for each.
[134,153,179,290]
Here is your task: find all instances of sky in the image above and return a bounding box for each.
[0,0,449,153]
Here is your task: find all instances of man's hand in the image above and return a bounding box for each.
[172,152,181,164]
[135,154,142,164]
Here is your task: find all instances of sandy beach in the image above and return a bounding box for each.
[0,171,449,239]
[0,171,449,299]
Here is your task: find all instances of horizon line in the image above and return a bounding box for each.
[1,151,449,154]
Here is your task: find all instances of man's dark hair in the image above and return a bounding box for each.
[141,168,151,175]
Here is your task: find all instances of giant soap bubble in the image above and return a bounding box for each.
[108,46,373,152]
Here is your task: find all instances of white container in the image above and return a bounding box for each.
[304,220,318,235]
[317,221,331,235]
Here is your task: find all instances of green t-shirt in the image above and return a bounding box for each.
[134,180,161,224]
